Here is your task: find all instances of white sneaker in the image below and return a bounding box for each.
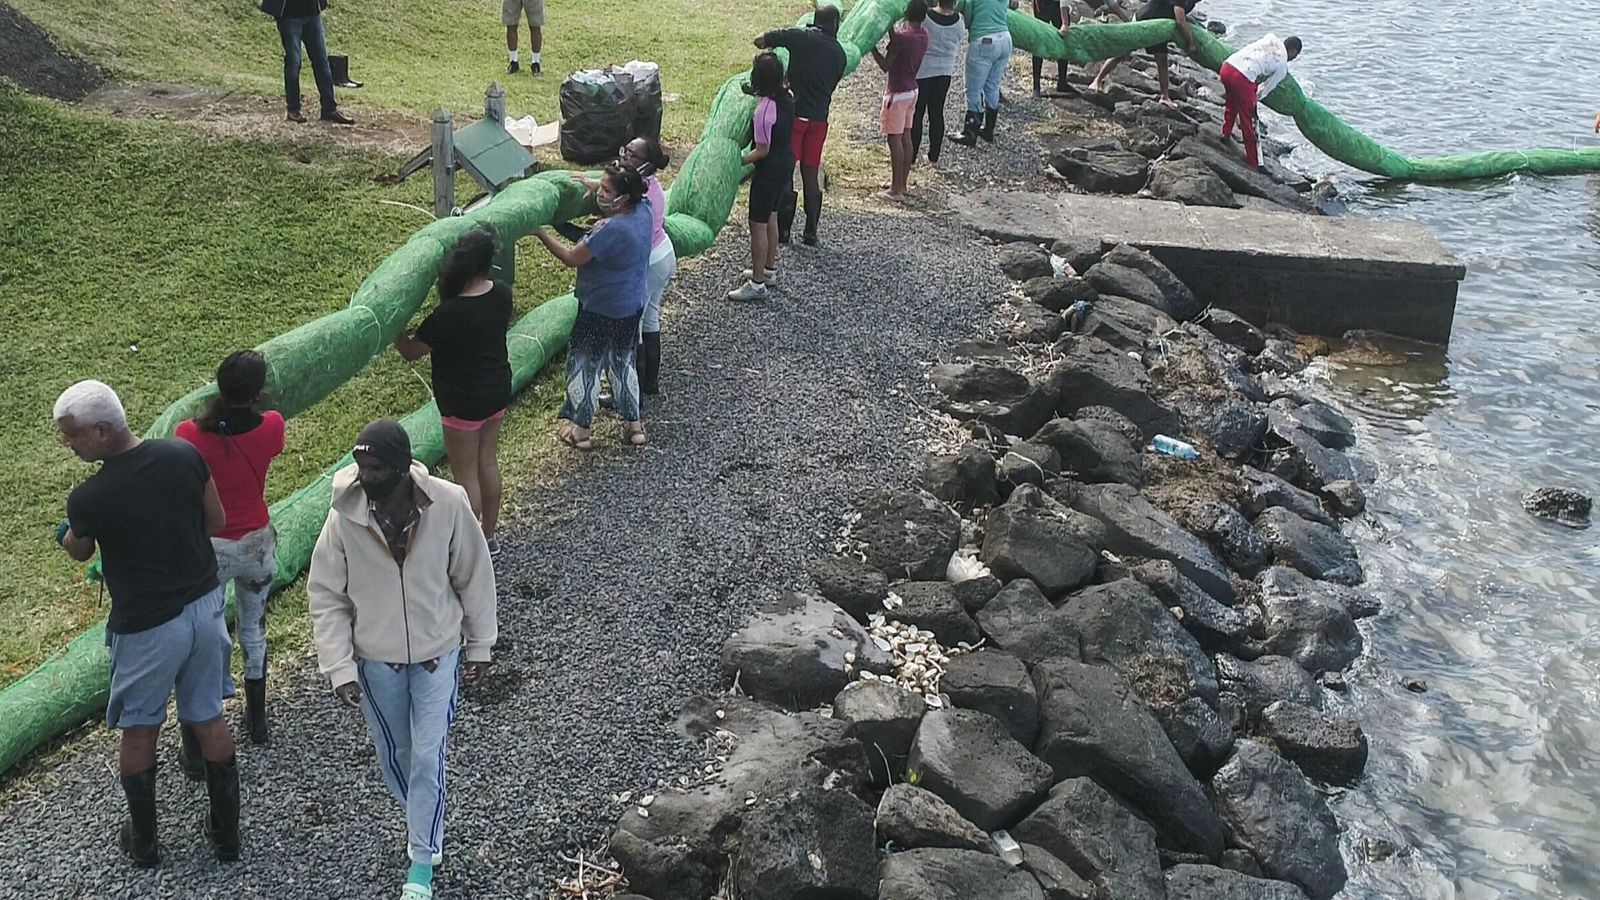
[740,267,778,285]
[727,279,770,302]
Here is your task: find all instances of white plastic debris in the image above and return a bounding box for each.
[946,548,992,583]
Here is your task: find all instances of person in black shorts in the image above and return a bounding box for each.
[1031,0,1072,96]
[393,225,515,554]
[728,52,795,303]
[1087,0,1199,105]
[53,380,241,868]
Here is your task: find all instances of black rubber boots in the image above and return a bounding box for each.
[119,768,161,868]
[204,756,242,862]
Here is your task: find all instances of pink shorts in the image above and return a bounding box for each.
[440,408,506,431]
[880,90,918,136]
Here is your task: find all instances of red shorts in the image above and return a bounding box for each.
[791,117,828,168]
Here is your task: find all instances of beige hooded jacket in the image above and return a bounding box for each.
[308,461,497,689]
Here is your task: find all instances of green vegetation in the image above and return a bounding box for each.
[9,0,802,146]
[0,0,806,685]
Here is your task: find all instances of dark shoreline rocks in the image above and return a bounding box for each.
[605,53,1380,899]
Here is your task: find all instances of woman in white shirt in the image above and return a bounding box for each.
[910,0,965,163]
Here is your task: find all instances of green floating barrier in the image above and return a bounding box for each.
[1006,12,1600,181]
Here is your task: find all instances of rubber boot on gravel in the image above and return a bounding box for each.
[950,112,981,147]
[245,676,269,745]
[801,191,822,245]
[203,756,242,862]
[119,767,161,868]
[980,108,998,144]
[178,723,205,781]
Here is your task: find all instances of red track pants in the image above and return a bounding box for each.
[1220,62,1260,167]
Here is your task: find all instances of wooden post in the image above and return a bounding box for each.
[484,82,506,124]
[431,107,455,219]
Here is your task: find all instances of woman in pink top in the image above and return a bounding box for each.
[871,0,930,199]
[618,136,675,397]
[175,350,285,749]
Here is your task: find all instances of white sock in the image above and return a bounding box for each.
[532,52,542,63]
[509,50,519,62]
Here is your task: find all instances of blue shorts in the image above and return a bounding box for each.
[106,585,234,729]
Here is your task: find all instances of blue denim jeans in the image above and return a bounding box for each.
[277,14,337,115]
[642,241,677,335]
[965,31,1014,113]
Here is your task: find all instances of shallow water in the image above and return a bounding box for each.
[1207,1,1600,895]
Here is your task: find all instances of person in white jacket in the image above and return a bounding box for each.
[1221,33,1303,168]
[308,419,497,900]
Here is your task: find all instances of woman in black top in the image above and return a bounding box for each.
[394,225,514,552]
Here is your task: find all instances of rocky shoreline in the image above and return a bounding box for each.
[598,34,1389,900]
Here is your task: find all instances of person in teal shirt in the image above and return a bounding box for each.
[950,0,1018,147]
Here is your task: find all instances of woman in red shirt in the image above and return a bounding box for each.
[176,350,285,748]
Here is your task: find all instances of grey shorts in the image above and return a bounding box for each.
[106,585,234,729]
[501,0,545,28]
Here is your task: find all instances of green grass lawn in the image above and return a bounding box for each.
[0,0,811,687]
[0,84,579,682]
[10,0,805,146]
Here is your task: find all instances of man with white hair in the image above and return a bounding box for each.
[53,380,241,868]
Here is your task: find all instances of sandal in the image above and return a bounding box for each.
[626,423,648,447]
[557,425,594,451]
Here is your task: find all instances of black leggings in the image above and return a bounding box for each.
[911,74,952,161]
[1032,2,1068,87]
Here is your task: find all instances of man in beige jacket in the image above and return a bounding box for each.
[308,419,496,900]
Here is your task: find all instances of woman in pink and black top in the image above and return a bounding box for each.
[176,349,285,747]
[394,225,514,553]
[728,52,795,303]
[871,0,930,199]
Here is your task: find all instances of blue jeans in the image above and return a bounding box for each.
[277,14,336,115]
[965,31,1014,113]
[642,242,677,335]
[357,648,460,865]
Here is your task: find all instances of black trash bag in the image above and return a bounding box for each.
[559,63,664,164]
[560,70,638,164]
[624,63,664,144]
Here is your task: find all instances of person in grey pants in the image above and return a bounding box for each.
[259,0,354,124]
[309,420,497,900]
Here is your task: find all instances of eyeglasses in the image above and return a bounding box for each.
[619,145,644,161]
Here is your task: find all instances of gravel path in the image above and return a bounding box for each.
[833,45,1070,197]
[0,205,1008,898]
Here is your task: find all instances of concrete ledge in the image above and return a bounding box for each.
[950,191,1466,344]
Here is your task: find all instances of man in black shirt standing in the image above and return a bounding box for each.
[756,3,847,246]
[53,380,242,868]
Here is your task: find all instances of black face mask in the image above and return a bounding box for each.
[361,472,404,501]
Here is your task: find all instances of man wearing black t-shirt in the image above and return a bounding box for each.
[53,380,242,868]
[756,3,847,245]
